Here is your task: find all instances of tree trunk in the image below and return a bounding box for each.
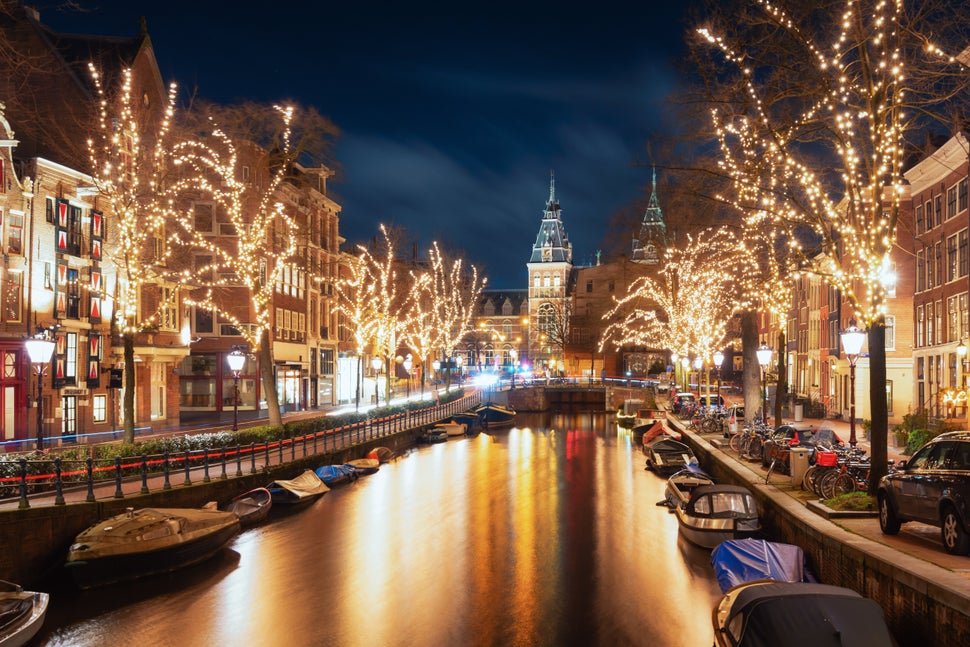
[260,333,282,427]
[355,356,361,411]
[123,332,135,443]
[867,320,888,495]
[774,330,787,427]
[741,311,761,425]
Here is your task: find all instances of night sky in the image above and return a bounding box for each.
[37,1,695,287]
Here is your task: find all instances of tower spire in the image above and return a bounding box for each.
[549,169,556,204]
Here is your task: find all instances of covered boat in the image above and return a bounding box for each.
[314,464,359,486]
[674,484,761,549]
[267,470,330,505]
[0,580,48,647]
[710,538,815,594]
[418,428,448,443]
[344,458,380,475]
[64,507,241,589]
[713,581,894,647]
[433,421,467,437]
[662,460,715,509]
[225,487,272,526]
[366,446,396,463]
[450,411,481,430]
[635,418,681,443]
[475,403,516,428]
[644,436,695,475]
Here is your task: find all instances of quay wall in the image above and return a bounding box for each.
[681,427,970,647]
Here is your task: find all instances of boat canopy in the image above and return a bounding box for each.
[711,538,815,594]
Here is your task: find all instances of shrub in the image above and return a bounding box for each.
[906,429,931,455]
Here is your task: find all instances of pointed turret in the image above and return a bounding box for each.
[530,170,572,264]
[632,166,667,264]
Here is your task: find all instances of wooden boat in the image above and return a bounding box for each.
[433,421,467,437]
[713,581,895,647]
[643,436,695,475]
[315,464,359,485]
[674,484,761,549]
[616,399,643,428]
[418,428,448,443]
[475,403,516,428]
[710,538,815,594]
[450,411,481,430]
[635,418,681,444]
[661,460,715,509]
[64,507,241,589]
[224,487,272,526]
[345,457,379,475]
[366,446,395,463]
[0,580,48,647]
[267,470,330,505]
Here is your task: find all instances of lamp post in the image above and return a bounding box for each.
[403,354,413,399]
[25,330,56,451]
[756,341,772,424]
[840,323,866,447]
[713,351,724,409]
[693,356,703,397]
[226,346,246,432]
[371,356,383,406]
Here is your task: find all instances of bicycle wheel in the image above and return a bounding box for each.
[801,465,819,491]
[819,470,841,499]
[832,473,857,497]
[747,435,764,458]
[729,433,743,452]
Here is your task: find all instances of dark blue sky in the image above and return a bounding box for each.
[39,1,694,287]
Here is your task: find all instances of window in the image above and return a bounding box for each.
[586,280,592,293]
[962,294,969,341]
[948,185,958,219]
[65,332,78,382]
[886,380,894,415]
[960,179,968,213]
[961,231,969,278]
[937,300,944,347]
[2,270,21,322]
[917,250,925,292]
[948,297,959,342]
[193,202,215,233]
[936,195,943,227]
[43,262,52,290]
[159,286,178,331]
[194,307,213,335]
[948,235,958,282]
[925,200,933,230]
[916,204,924,234]
[927,249,934,289]
[93,394,107,422]
[927,302,934,345]
[936,242,944,287]
[65,268,80,319]
[320,349,334,375]
[5,213,22,254]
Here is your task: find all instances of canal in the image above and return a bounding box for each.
[35,412,723,647]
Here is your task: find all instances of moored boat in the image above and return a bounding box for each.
[64,507,241,589]
[344,457,380,475]
[674,484,761,549]
[314,464,359,486]
[225,487,273,526]
[643,436,695,475]
[475,403,516,428]
[0,579,48,647]
[450,411,481,430]
[433,421,467,437]
[661,460,715,509]
[710,538,815,594]
[366,446,395,463]
[635,418,681,443]
[712,581,895,647]
[267,470,330,505]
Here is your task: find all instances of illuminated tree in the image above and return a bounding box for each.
[693,0,970,491]
[335,250,379,409]
[87,66,181,442]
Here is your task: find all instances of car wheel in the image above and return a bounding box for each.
[878,493,901,535]
[941,506,970,555]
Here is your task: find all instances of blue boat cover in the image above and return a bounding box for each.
[711,538,816,593]
[314,464,357,484]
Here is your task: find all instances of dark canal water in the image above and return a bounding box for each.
[35,412,723,647]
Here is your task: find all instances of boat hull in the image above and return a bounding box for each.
[0,581,48,647]
[475,404,516,427]
[225,487,272,525]
[674,511,761,550]
[64,509,241,589]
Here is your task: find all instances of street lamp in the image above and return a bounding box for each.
[509,349,518,389]
[840,323,866,447]
[403,354,413,399]
[226,346,247,432]
[693,357,703,396]
[371,356,383,406]
[25,330,56,450]
[756,341,772,424]
[713,351,724,408]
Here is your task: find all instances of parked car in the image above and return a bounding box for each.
[761,423,844,469]
[723,404,745,438]
[672,392,697,415]
[877,431,970,555]
[698,393,725,410]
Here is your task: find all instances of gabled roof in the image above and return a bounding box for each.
[529,170,573,265]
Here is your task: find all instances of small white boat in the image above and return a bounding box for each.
[661,460,715,509]
[433,421,467,437]
[0,580,48,647]
[674,484,761,549]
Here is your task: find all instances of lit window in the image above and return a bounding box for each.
[93,394,107,422]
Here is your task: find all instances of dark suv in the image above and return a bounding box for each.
[877,431,970,555]
[761,423,844,470]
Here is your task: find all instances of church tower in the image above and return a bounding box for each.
[631,167,667,264]
[526,171,573,375]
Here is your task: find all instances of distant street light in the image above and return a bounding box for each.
[403,354,413,399]
[840,323,866,447]
[756,341,773,424]
[25,330,56,450]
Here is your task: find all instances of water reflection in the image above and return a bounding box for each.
[38,412,722,647]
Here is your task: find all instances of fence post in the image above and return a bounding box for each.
[114,456,124,498]
[86,457,96,502]
[303,434,308,457]
[203,448,211,483]
[236,444,243,478]
[265,441,271,470]
[17,458,28,510]
[290,432,295,462]
[183,449,192,486]
[53,457,65,505]
[220,447,228,480]
[251,442,257,474]
[140,454,149,494]
[163,450,172,490]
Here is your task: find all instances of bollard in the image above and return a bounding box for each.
[163,450,172,490]
[86,457,95,502]
[203,448,211,483]
[183,449,191,486]
[53,457,65,505]
[18,458,29,510]
[140,454,149,494]
[114,456,124,498]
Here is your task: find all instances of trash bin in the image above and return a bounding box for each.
[794,404,804,421]
[790,447,811,487]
